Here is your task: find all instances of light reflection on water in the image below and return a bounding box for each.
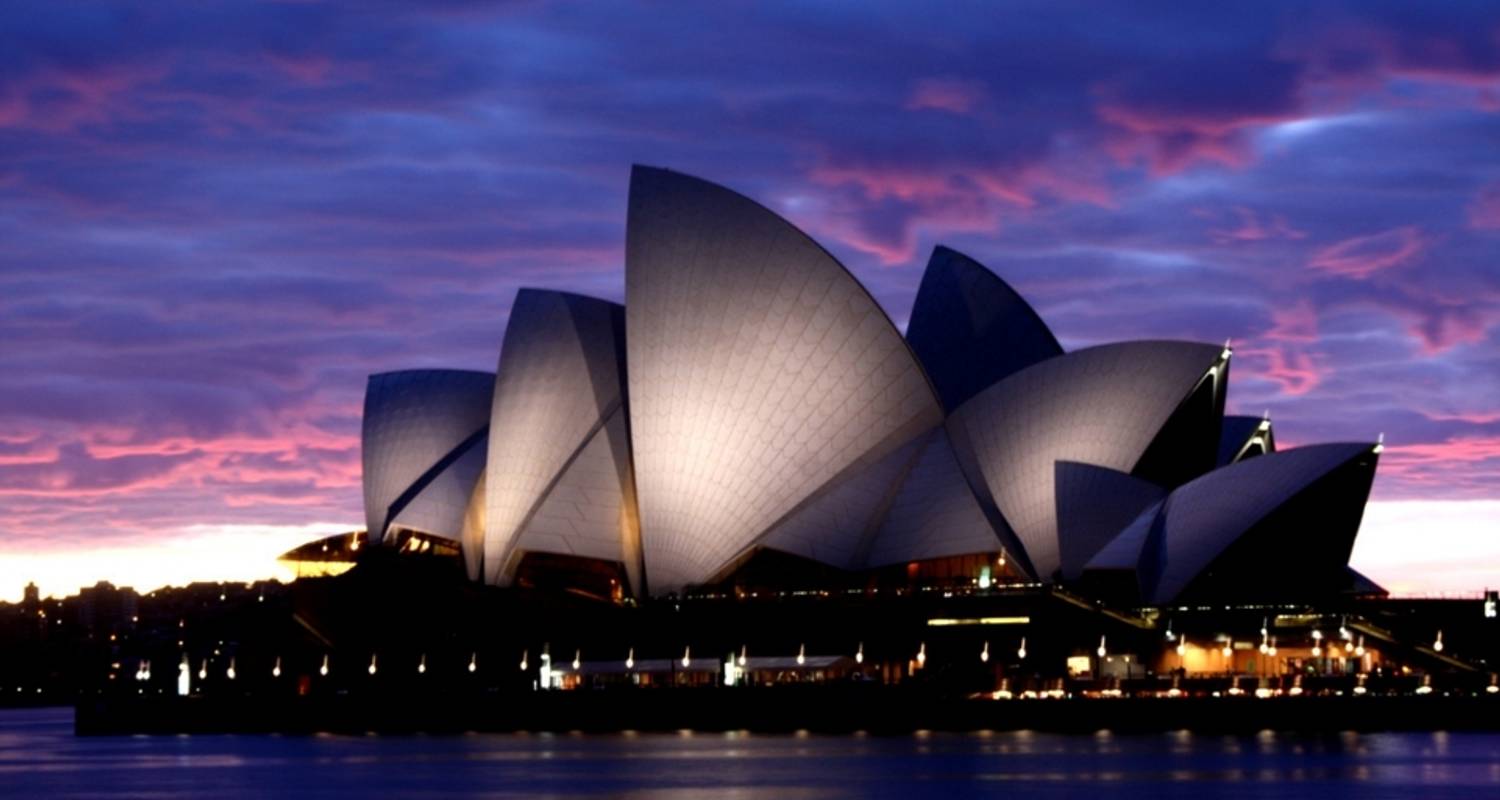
[3,708,1500,798]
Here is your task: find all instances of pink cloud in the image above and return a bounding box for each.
[263,50,337,86]
[1307,225,1424,279]
[805,160,1112,264]
[1235,299,1326,395]
[1467,182,1500,230]
[1108,133,1243,176]
[1421,409,1500,425]
[0,61,171,133]
[906,78,986,114]
[0,443,205,498]
[1266,299,1320,343]
[1208,206,1307,243]
[1385,435,1500,464]
[1091,59,1307,175]
[1404,305,1490,354]
[1377,436,1500,493]
[808,165,1009,206]
[1238,345,1325,396]
[86,425,357,459]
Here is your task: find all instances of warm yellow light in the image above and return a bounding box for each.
[418,655,426,675]
[980,641,990,663]
[1434,631,1445,652]
[737,645,747,668]
[855,642,864,665]
[926,616,1030,627]
[682,646,692,668]
[572,650,581,670]
[1097,636,1107,659]
[796,644,806,666]
[319,654,330,676]
[1018,637,1027,660]
[226,657,237,681]
[368,655,378,676]
[625,648,634,670]
[272,657,282,678]
[916,643,927,667]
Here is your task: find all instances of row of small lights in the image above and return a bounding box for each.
[140,637,1031,681]
[133,652,482,682]
[126,614,1462,683]
[1163,616,1451,659]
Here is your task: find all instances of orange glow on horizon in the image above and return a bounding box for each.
[0,499,1495,602]
[0,522,354,601]
[1350,500,1500,597]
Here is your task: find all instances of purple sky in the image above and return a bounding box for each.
[2,2,1498,598]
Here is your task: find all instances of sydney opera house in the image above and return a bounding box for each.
[358,166,1382,609]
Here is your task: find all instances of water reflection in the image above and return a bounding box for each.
[1,709,1498,798]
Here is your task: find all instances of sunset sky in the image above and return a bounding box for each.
[2,2,1498,600]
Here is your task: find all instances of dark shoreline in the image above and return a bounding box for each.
[74,689,1500,736]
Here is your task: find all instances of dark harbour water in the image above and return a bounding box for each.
[5,708,1500,799]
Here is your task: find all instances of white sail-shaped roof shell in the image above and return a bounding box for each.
[864,429,1009,568]
[482,289,635,589]
[1142,442,1379,604]
[361,369,493,546]
[906,246,1063,412]
[388,435,488,544]
[947,341,1226,581]
[500,406,642,593]
[625,166,944,592]
[747,432,929,571]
